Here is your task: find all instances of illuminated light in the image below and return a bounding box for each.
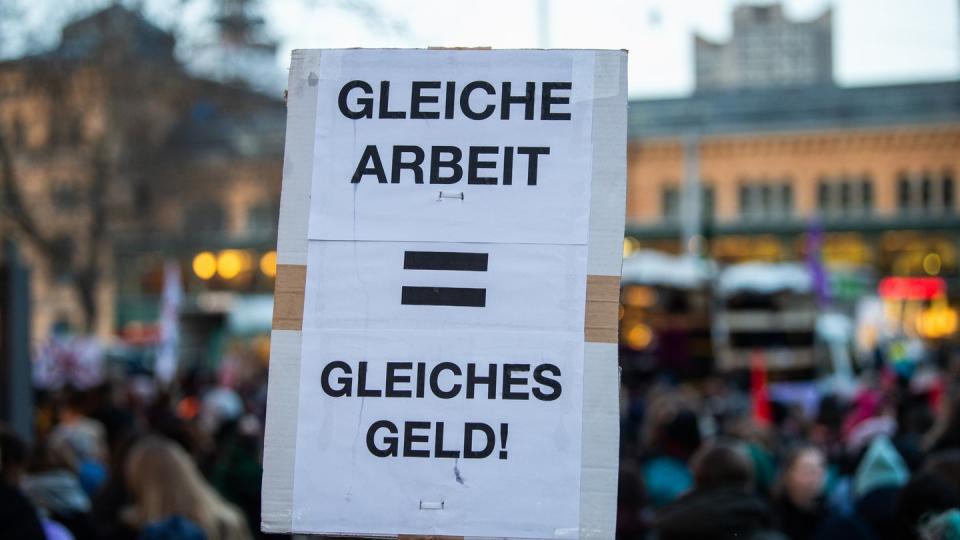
[192,252,217,280]
[917,305,958,339]
[217,250,243,280]
[878,276,947,300]
[618,304,625,320]
[625,323,653,350]
[623,237,639,258]
[923,253,942,276]
[260,250,278,278]
[623,286,656,308]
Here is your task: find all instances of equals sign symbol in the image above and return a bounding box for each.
[401,251,488,308]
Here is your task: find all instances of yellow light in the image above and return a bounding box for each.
[260,250,278,278]
[623,286,656,308]
[623,237,639,258]
[923,253,942,276]
[192,252,217,280]
[917,304,958,339]
[217,250,243,280]
[625,323,653,350]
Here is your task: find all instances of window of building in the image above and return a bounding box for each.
[818,180,830,211]
[11,115,25,147]
[662,186,680,221]
[943,169,954,212]
[920,172,933,210]
[898,169,955,214]
[184,201,224,233]
[663,183,714,222]
[818,174,874,216]
[247,203,278,233]
[702,184,716,221]
[839,182,851,212]
[739,179,792,220]
[861,178,873,213]
[897,173,911,212]
[52,184,81,211]
[780,183,793,216]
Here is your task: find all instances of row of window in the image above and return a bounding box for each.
[3,114,85,148]
[661,170,956,221]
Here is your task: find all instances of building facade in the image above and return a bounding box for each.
[626,81,960,280]
[0,6,284,362]
[695,3,833,91]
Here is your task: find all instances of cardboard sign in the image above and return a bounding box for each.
[262,49,626,540]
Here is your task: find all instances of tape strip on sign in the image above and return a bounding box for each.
[271,264,307,331]
[584,275,620,344]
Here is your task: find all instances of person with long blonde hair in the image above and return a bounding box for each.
[124,436,252,540]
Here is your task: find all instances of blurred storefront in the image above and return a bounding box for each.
[623,3,960,375]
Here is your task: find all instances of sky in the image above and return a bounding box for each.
[262,0,960,97]
[5,0,959,98]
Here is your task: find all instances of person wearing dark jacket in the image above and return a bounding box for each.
[815,436,910,540]
[774,446,828,540]
[654,441,785,540]
[0,428,47,540]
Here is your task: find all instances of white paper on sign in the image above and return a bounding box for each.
[308,49,595,245]
[292,328,583,538]
[301,241,588,335]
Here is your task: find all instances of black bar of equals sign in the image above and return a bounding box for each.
[401,251,488,307]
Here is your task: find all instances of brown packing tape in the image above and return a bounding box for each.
[272,264,307,331]
[585,274,620,343]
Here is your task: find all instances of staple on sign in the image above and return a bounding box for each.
[419,500,444,510]
[437,190,464,201]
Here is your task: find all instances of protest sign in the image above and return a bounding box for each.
[262,49,626,539]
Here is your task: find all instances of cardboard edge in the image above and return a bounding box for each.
[580,49,627,540]
[261,48,322,533]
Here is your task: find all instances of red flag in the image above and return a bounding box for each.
[751,350,772,426]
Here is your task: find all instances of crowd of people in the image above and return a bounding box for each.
[3,345,960,540]
[617,350,960,540]
[0,367,274,540]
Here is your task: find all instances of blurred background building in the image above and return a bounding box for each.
[695,3,833,91]
[622,3,960,378]
[0,4,283,375]
[0,0,957,386]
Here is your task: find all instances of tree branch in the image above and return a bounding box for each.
[0,124,57,256]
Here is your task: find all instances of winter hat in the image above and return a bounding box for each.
[853,435,909,499]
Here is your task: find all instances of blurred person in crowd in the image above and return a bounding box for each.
[123,435,252,540]
[816,436,910,540]
[92,430,142,540]
[653,441,783,540]
[616,459,649,540]
[207,415,267,538]
[0,428,48,539]
[895,471,960,540]
[642,408,701,507]
[774,446,828,540]
[21,439,97,540]
[918,509,960,540]
[88,381,136,451]
[0,426,74,540]
[49,389,108,496]
[925,391,960,454]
